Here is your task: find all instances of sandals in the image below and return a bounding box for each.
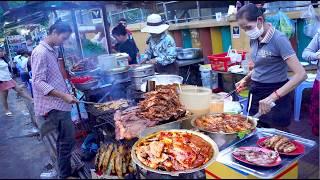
[5,112,13,117]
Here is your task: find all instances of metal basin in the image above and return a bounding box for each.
[176,47,202,60]
[131,129,219,177]
[190,113,258,149]
[140,75,183,92]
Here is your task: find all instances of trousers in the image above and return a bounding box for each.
[40,110,75,178]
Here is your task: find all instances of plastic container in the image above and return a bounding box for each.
[199,65,212,89]
[208,51,247,72]
[210,99,224,113]
[179,85,212,115]
[97,54,117,71]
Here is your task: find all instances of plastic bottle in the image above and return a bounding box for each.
[241,54,249,74]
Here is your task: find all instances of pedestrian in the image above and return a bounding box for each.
[118,18,133,40]
[0,47,33,116]
[302,32,320,136]
[15,49,30,87]
[112,24,139,64]
[235,3,307,129]
[31,20,79,179]
[140,14,178,75]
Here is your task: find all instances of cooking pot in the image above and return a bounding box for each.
[129,64,155,78]
[140,75,183,92]
[104,66,130,84]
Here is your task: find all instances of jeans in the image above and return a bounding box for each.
[42,110,75,178]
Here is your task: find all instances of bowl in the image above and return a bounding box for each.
[74,79,99,91]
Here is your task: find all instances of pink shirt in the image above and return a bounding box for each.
[31,41,72,116]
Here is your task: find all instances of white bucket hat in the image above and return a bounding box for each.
[141,14,169,34]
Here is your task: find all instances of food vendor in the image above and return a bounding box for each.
[140,14,178,75]
[302,32,320,136]
[235,3,307,129]
[112,24,139,65]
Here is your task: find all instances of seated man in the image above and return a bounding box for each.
[112,24,139,65]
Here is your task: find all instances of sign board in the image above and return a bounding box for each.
[215,12,222,22]
[232,26,240,39]
[91,9,103,24]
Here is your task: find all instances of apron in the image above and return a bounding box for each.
[151,54,179,75]
[248,80,292,128]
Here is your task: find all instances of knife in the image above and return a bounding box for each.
[252,102,276,119]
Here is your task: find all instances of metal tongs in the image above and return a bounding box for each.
[252,102,276,119]
[224,87,240,99]
[78,101,106,105]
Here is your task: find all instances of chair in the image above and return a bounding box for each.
[294,80,314,122]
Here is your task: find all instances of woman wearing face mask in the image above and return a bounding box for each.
[140,14,178,75]
[235,3,307,128]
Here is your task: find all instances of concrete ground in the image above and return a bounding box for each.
[0,82,318,179]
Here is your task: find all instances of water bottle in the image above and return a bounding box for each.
[241,54,249,74]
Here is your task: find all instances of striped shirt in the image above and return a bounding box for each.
[31,41,72,116]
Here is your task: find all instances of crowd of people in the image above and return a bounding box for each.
[0,5,319,178]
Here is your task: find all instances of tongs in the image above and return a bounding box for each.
[78,101,106,105]
[252,102,276,119]
[224,87,240,99]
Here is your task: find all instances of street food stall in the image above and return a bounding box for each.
[66,53,317,179]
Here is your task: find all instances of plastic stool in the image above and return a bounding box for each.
[294,80,314,122]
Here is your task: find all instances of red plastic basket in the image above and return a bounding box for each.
[208,51,247,72]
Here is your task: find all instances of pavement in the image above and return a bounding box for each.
[0,81,318,179]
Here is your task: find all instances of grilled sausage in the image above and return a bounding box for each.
[102,144,114,173]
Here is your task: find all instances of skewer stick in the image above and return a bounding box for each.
[246,93,253,121]
[178,83,182,92]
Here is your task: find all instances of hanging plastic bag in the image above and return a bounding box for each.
[266,12,280,29]
[301,5,320,38]
[278,11,295,38]
[227,49,242,63]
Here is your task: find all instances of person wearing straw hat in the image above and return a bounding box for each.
[140,14,178,75]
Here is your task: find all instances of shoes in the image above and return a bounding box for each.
[5,111,13,117]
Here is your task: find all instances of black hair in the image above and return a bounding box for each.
[112,24,127,36]
[48,20,72,35]
[119,18,127,22]
[236,3,265,22]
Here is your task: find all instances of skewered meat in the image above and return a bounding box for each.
[102,144,114,173]
[261,135,296,153]
[135,131,214,172]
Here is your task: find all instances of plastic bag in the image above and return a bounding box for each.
[227,49,242,63]
[301,5,320,38]
[266,11,295,38]
[278,11,295,38]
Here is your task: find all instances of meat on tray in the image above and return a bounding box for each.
[233,148,279,165]
[261,135,297,153]
[114,85,187,140]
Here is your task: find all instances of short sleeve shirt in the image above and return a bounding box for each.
[250,26,296,83]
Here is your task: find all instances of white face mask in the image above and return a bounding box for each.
[245,22,264,39]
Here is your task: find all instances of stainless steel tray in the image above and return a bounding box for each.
[216,128,317,179]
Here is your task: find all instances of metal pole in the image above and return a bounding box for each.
[71,9,84,59]
[163,2,168,21]
[102,6,111,54]
[196,1,201,20]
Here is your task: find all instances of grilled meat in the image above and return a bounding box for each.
[233,148,279,165]
[262,135,297,153]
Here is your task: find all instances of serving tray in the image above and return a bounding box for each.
[216,128,317,179]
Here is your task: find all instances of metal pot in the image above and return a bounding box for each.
[176,48,202,60]
[104,66,130,84]
[129,64,155,78]
[131,129,219,177]
[190,113,258,149]
[131,76,147,91]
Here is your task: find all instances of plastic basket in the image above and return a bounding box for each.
[208,51,247,72]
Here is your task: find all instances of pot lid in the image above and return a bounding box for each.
[129,64,154,71]
[105,66,129,74]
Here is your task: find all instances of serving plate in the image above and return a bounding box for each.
[256,137,305,156]
[232,146,282,167]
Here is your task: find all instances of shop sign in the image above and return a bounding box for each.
[232,26,240,39]
[91,9,103,24]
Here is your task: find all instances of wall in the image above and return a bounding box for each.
[128,8,320,58]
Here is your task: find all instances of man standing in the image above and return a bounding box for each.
[31,21,78,179]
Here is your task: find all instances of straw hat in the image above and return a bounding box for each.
[141,14,169,34]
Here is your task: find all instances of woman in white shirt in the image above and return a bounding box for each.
[0,47,33,116]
